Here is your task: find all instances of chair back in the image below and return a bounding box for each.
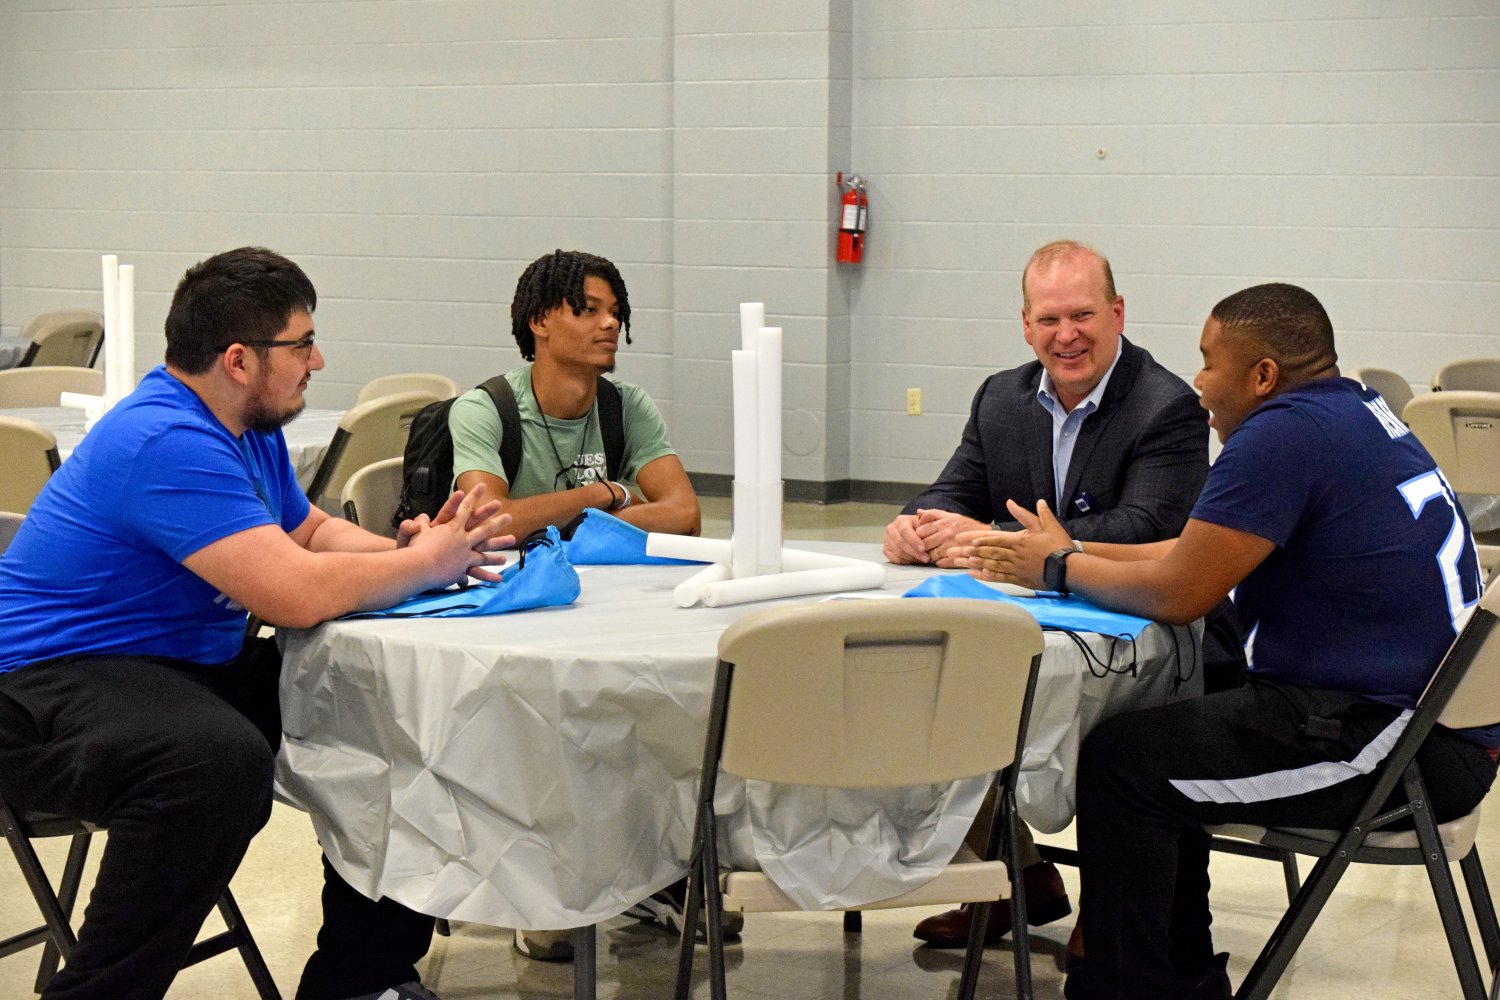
[339,457,404,538]
[0,512,22,556]
[1435,577,1500,732]
[304,390,441,509]
[1433,358,1500,393]
[0,418,60,514]
[19,310,104,368]
[1403,391,1500,495]
[715,598,1044,788]
[1353,367,1414,417]
[354,373,459,406]
[0,367,105,408]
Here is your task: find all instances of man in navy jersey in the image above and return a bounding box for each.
[958,283,1496,1000]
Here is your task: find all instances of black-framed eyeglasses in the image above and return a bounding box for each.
[239,335,317,358]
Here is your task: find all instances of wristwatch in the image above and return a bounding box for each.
[1044,547,1079,594]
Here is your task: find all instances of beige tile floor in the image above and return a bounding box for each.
[2,498,1496,998]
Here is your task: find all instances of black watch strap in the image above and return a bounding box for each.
[1044,547,1078,594]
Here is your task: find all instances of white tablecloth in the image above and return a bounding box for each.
[0,405,343,491]
[275,543,1200,928]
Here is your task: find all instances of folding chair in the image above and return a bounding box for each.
[1353,366,1413,417]
[17,310,104,369]
[354,373,458,406]
[0,797,281,997]
[0,418,60,515]
[0,512,21,556]
[340,456,404,539]
[1209,577,1500,1000]
[303,390,442,513]
[1434,359,1500,394]
[673,598,1046,1000]
[1405,390,1500,578]
[0,366,104,409]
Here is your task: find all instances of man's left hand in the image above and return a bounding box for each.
[397,488,515,581]
[913,509,988,567]
[956,499,1073,589]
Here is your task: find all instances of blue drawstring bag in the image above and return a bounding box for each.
[903,573,1152,639]
[562,508,701,566]
[347,525,580,619]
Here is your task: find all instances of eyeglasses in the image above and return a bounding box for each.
[239,334,317,358]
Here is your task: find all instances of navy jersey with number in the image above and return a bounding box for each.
[1190,378,1489,741]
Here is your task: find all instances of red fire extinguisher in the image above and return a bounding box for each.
[836,172,867,265]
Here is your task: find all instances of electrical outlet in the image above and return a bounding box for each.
[906,387,922,416]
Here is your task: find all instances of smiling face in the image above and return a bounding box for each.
[530,275,621,374]
[1021,253,1124,411]
[243,308,323,432]
[1193,316,1268,444]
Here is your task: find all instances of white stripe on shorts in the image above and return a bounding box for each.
[1169,709,1412,805]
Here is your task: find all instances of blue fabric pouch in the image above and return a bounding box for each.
[347,526,580,619]
[902,573,1153,639]
[562,508,701,566]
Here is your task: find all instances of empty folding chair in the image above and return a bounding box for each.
[1406,390,1500,576]
[303,390,443,513]
[354,373,458,406]
[1353,366,1414,417]
[674,598,1046,1000]
[1434,359,1500,394]
[0,418,60,515]
[0,367,104,409]
[340,456,405,539]
[17,310,104,369]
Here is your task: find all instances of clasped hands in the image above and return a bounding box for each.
[886,500,1074,590]
[397,482,516,585]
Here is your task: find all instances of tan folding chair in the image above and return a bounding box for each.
[0,367,105,408]
[0,418,60,514]
[303,390,442,513]
[0,796,280,998]
[18,310,104,369]
[1405,391,1500,576]
[0,512,23,556]
[1434,359,1500,394]
[673,598,1046,1000]
[354,373,458,407]
[1353,366,1414,417]
[340,456,405,539]
[1210,577,1500,1000]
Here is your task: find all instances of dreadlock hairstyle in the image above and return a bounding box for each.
[510,249,632,361]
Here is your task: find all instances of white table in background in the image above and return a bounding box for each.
[0,405,344,491]
[275,543,1200,930]
[0,337,31,370]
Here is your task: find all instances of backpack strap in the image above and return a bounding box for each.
[480,375,523,486]
[596,376,625,482]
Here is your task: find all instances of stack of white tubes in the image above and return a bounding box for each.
[647,302,885,608]
[60,254,136,429]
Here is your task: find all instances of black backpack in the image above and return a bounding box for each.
[393,375,625,528]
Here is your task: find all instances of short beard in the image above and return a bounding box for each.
[244,397,305,433]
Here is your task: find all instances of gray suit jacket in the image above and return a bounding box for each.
[903,339,1209,543]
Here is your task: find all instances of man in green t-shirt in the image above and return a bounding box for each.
[450,250,711,962]
[449,249,700,543]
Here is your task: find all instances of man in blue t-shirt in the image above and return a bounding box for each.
[0,248,511,1000]
[958,283,1495,1000]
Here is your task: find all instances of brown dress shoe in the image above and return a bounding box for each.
[913,861,1072,948]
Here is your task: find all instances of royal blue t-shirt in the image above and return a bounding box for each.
[1191,378,1491,743]
[0,367,311,673]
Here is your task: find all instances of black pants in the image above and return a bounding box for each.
[0,643,435,1000]
[1066,679,1498,1000]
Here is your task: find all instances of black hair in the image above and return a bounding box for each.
[1210,282,1337,380]
[164,246,317,375]
[509,249,631,361]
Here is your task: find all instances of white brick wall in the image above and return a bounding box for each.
[2,1,1496,493]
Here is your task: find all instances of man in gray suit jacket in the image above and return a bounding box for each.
[885,240,1208,566]
[887,240,1211,953]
